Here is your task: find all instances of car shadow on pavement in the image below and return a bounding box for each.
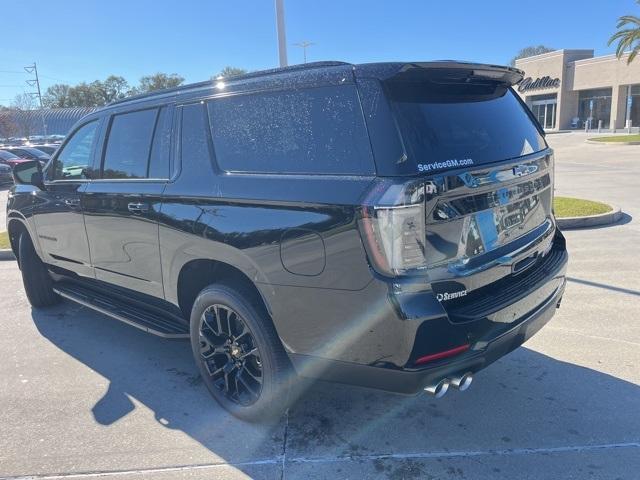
[32,302,640,478]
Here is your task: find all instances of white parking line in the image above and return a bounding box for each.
[286,441,640,464]
[2,442,639,480]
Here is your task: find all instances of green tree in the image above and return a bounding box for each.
[93,76,130,104]
[44,73,186,108]
[43,84,71,108]
[215,66,248,78]
[134,73,184,94]
[510,45,555,66]
[46,82,103,107]
[66,82,103,107]
[608,0,640,64]
[44,77,130,107]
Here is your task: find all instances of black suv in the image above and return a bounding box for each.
[8,61,567,421]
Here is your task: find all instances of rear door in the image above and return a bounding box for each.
[81,105,173,298]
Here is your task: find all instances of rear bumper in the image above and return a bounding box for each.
[290,274,566,394]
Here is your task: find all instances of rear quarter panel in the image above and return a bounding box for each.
[159,169,376,307]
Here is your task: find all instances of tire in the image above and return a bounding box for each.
[18,233,60,308]
[190,284,293,422]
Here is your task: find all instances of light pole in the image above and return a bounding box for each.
[293,41,315,64]
[275,0,288,67]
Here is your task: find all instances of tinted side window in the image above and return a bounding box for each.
[51,120,99,180]
[181,103,211,169]
[103,108,158,179]
[207,85,374,175]
[148,107,172,179]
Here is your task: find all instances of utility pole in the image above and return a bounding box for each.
[275,0,288,67]
[24,62,47,137]
[293,41,315,64]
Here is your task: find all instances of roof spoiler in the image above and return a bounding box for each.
[356,61,524,87]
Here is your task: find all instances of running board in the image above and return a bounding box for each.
[53,283,189,339]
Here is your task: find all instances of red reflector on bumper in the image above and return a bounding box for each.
[415,344,470,366]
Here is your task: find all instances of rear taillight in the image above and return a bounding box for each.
[359,180,427,276]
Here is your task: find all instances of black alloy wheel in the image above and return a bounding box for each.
[199,304,263,406]
[190,284,294,421]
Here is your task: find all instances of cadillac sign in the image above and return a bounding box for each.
[518,76,560,92]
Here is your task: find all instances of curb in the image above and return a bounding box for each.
[0,249,15,260]
[586,139,640,145]
[545,130,572,135]
[557,205,622,229]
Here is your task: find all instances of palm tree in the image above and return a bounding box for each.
[608,1,640,64]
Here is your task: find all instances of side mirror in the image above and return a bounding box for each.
[13,160,45,190]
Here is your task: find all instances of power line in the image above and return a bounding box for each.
[39,74,70,83]
[0,69,69,82]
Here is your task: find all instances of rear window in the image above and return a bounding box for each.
[386,81,546,174]
[207,85,374,175]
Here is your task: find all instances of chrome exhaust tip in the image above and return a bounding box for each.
[424,378,450,398]
[450,372,473,391]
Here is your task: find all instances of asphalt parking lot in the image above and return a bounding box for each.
[0,132,638,480]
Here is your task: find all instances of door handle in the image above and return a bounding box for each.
[127,202,150,214]
[64,198,81,208]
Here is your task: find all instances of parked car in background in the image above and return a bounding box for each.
[0,163,13,184]
[43,134,65,144]
[4,147,50,163]
[5,137,28,146]
[30,145,58,155]
[0,150,32,169]
[7,61,567,421]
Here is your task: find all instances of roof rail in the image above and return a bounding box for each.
[108,80,211,106]
[109,61,351,106]
[216,61,351,81]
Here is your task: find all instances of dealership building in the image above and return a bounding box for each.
[514,49,640,131]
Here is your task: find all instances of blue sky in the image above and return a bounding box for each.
[1,0,636,104]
